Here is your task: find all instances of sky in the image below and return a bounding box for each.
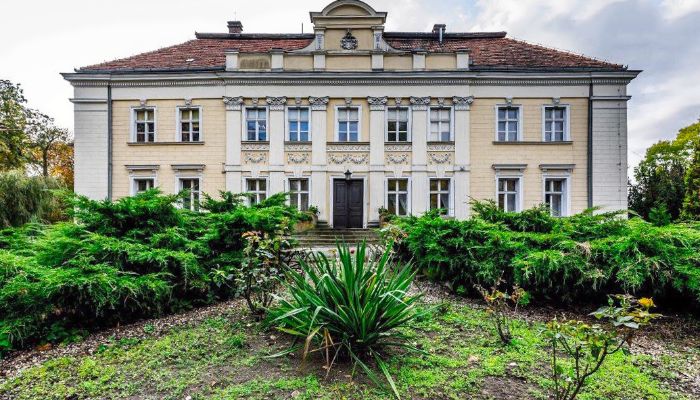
[1,0,699,172]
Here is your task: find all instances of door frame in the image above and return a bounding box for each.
[329,175,367,228]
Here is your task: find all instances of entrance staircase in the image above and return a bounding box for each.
[290,222,383,250]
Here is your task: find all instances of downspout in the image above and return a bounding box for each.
[587,81,593,209]
[107,81,113,201]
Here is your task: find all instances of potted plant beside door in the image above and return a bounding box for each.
[295,205,319,233]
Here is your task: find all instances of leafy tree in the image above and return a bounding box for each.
[26,110,72,179]
[681,140,700,219]
[629,119,700,220]
[0,80,30,171]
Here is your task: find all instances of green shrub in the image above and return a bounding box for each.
[0,171,66,228]
[267,242,422,398]
[392,200,700,310]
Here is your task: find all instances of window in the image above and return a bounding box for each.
[246,179,267,204]
[545,178,567,217]
[134,108,155,142]
[337,107,359,142]
[387,107,409,142]
[133,178,154,195]
[544,106,567,142]
[289,178,309,211]
[288,108,310,142]
[429,108,451,142]
[497,106,520,142]
[387,179,409,216]
[246,108,267,141]
[497,177,520,212]
[179,178,201,211]
[429,179,450,213]
[179,108,201,142]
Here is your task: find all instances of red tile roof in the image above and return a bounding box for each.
[78,33,623,72]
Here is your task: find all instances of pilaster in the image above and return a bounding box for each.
[368,96,388,223]
[453,96,473,219]
[224,96,244,193]
[410,96,430,214]
[267,96,287,194]
[310,96,329,222]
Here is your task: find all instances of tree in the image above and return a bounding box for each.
[26,110,72,178]
[0,80,30,171]
[681,140,700,219]
[629,119,700,220]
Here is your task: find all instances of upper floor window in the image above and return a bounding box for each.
[179,178,201,212]
[497,177,521,212]
[288,107,310,142]
[134,108,155,143]
[429,107,452,142]
[289,178,310,211]
[497,106,520,142]
[429,178,451,214]
[132,178,155,195]
[337,107,359,142]
[544,178,567,217]
[246,108,267,141]
[387,178,409,216]
[387,107,409,142]
[246,178,267,205]
[544,106,568,142]
[178,107,201,142]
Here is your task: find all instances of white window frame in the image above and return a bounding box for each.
[542,175,571,217]
[495,175,524,212]
[334,105,362,142]
[494,104,524,142]
[243,106,269,142]
[177,176,202,212]
[176,106,203,142]
[428,177,454,216]
[130,106,157,143]
[385,177,411,216]
[244,177,269,205]
[428,106,454,142]
[385,106,412,142]
[287,177,311,211]
[130,176,157,196]
[285,106,311,142]
[541,105,571,142]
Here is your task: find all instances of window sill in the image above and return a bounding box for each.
[492,141,573,145]
[127,141,205,146]
[427,141,455,145]
[385,141,412,145]
[285,141,312,145]
[327,141,371,145]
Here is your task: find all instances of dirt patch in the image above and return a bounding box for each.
[478,375,538,400]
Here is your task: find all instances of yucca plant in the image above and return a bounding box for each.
[266,241,422,399]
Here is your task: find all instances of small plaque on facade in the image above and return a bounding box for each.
[341,30,358,50]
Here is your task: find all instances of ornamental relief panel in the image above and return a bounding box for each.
[241,142,270,152]
[286,152,311,165]
[243,152,268,165]
[428,152,453,165]
[328,153,369,165]
[427,143,455,152]
[285,143,312,152]
[384,143,413,152]
[385,153,410,165]
[327,143,370,152]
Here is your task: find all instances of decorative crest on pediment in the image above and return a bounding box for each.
[341,30,359,50]
[223,96,244,111]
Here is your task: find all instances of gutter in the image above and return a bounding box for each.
[587,81,593,209]
[107,81,113,201]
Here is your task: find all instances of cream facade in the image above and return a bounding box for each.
[64,0,638,227]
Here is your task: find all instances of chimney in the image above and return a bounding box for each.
[228,21,243,34]
[432,24,446,44]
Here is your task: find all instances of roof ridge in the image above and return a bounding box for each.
[195,32,316,40]
[383,31,507,39]
[504,36,624,69]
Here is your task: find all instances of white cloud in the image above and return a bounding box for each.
[661,0,700,19]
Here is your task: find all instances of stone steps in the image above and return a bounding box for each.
[289,224,383,249]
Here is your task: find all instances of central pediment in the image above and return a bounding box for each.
[310,0,387,28]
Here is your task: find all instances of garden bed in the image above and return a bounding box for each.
[2,280,698,400]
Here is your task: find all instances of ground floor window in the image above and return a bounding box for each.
[246,179,267,205]
[179,178,201,211]
[387,179,409,216]
[497,177,520,212]
[132,178,155,195]
[544,178,567,217]
[429,178,450,214]
[288,178,309,211]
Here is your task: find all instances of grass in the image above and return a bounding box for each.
[0,299,692,400]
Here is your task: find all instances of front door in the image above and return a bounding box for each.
[333,179,363,228]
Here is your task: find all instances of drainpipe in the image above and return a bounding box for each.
[107,81,113,201]
[587,81,593,209]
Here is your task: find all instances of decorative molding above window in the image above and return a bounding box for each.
[427,143,455,152]
[327,143,371,152]
[539,164,575,172]
[492,164,527,173]
[453,96,474,111]
[385,143,413,152]
[409,96,431,110]
[308,96,329,111]
[223,96,244,111]
[266,96,287,111]
[285,143,312,152]
[367,96,388,111]
[125,164,159,173]
[241,142,270,151]
[171,164,205,172]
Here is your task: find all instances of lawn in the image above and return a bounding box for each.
[2,282,697,400]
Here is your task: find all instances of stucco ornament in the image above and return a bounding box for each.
[386,153,409,165]
[287,153,310,164]
[429,153,452,164]
[341,30,359,50]
[329,154,368,165]
[223,96,244,111]
[266,97,287,111]
[309,96,330,111]
[244,153,267,164]
[367,96,388,111]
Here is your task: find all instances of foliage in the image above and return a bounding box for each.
[267,242,422,398]
[543,295,661,400]
[682,140,700,219]
[629,119,700,221]
[0,80,30,171]
[0,190,301,353]
[391,200,700,310]
[648,203,672,226]
[25,109,73,180]
[0,171,67,228]
[475,280,529,345]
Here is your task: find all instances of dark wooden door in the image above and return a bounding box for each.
[333,179,363,228]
